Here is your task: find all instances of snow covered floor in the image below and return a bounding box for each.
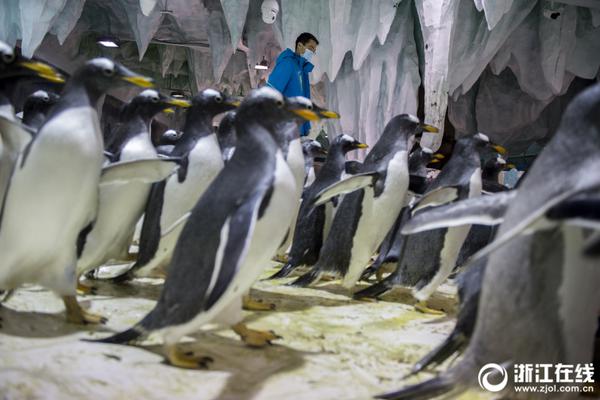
[0,263,493,400]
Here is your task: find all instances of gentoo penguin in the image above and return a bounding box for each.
[274,100,340,262]
[0,58,153,324]
[0,44,64,204]
[216,110,236,162]
[302,138,327,188]
[290,115,438,289]
[76,90,189,282]
[91,87,325,368]
[21,90,60,132]
[155,128,184,156]
[112,89,239,281]
[376,82,600,400]
[482,154,512,193]
[267,134,367,280]
[0,41,64,120]
[354,134,505,314]
[361,147,438,282]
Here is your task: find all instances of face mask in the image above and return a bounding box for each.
[302,49,314,63]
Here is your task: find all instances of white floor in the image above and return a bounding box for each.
[0,264,494,400]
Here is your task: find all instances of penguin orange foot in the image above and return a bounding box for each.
[233,323,281,347]
[165,346,213,369]
[242,295,275,311]
[63,296,107,324]
[414,300,444,315]
[76,281,97,295]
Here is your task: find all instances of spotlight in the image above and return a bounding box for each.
[170,91,186,98]
[254,56,269,70]
[97,36,119,48]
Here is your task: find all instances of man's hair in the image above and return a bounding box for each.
[295,32,319,49]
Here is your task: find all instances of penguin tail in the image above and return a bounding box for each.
[288,268,321,287]
[264,262,297,280]
[360,264,379,281]
[410,331,467,375]
[84,327,143,345]
[353,277,393,300]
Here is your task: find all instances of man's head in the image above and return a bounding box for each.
[295,32,319,57]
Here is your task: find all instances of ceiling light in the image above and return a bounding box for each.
[255,56,269,70]
[170,90,186,98]
[97,36,119,48]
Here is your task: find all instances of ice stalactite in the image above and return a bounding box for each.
[139,0,158,16]
[326,0,419,154]
[124,1,163,61]
[414,0,460,151]
[220,0,249,51]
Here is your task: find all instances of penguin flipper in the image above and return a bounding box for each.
[546,196,600,230]
[411,186,460,214]
[100,159,178,186]
[313,172,378,206]
[403,191,517,235]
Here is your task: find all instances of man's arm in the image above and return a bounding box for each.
[267,59,292,93]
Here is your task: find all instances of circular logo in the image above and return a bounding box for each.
[478,363,508,392]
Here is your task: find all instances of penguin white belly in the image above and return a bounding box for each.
[342,151,409,288]
[0,107,103,295]
[77,135,157,275]
[559,225,600,364]
[161,151,296,343]
[305,167,316,187]
[415,168,482,301]
[161,134,223,227]
[276,138,304,256]
[136,134,223,275]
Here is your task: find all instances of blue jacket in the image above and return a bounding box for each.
[267,48,314,135]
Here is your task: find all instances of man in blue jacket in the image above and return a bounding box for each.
[268,32,319,136]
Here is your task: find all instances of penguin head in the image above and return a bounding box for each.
[286,96,341,122]
[75,58,154,94]
[302,139,328,158]
[0,41,64,83]
[159,129,183,144]
[128,89,191,119]
[190,89,240,116]
[23,90,59,114]
[332,133,368,154]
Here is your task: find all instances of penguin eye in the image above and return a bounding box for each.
[43,96,49,102]
[152,96,159,103]
[102,67,115,77]
[215,96,223,103]
[276,100,284,108]
[307,104,313,110]
[2,52,15,64]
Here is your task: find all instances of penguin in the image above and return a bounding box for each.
[302,138,327,188]
[361,147,439,282]
[376,82,600,400]
[267,134,367,280]
[90,87,326,368]
[216,110,237,162]
[354,134,505,314]
[274,99,340,262]
[482,154,513,193]
[155,128,184,156]
[290,114,438,289]
[21,90,60,132]
[111,89,240,281]
[76,90,189,283]
[0,45,65,215]
[0,41,64,120]
[0,58,153,324]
